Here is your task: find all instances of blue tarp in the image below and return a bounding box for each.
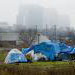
[59,43,75,54]
[5,49,27,64]
[22,48,30,54]
[10,53,27,63]
[33,42,57,60]
[22,41,75,61]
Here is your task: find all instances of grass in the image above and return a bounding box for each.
[0,51,75,75]
[0,50,8,63]
[0,62,75,75]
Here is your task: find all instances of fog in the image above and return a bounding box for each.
[17,4,44,29]
[0,0,75,29]
[0,0,75,49]
[16,4,70,30]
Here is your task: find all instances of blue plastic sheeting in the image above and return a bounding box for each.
[33,42,60,60]
[22,48,30,54]
[10,53,27,63]
[22,41,75,61]
[59,43,68,50]
[22,42,60,60]
[22,47,34,55]
[46,42,60,55]
[70,48,75,54]
[59,43,75,54]
[5,49,27,64]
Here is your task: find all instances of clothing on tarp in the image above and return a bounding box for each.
[5,49,27,64]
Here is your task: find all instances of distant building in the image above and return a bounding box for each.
[16,5,70,32]
[0,32,20,47]
[17,4,44,29]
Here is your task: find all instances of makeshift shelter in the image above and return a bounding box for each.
[22,40,75,61]
[5,49,27,64]
[59,43,75,54]
[22,48,47,61]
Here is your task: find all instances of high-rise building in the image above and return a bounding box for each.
[17,4,44,29]
[43,8,58,28]
[17,4,70,30]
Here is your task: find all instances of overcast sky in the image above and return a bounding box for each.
[0,0,75,28]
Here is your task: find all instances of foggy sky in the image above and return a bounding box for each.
[17,5,44,29]
[0,0,75,28]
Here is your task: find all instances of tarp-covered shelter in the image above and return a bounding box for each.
[22,41,75,60]
[5,49,27,64]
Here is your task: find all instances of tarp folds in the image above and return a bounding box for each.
[33,42,61,60]
[22,48,30,55]
[5,49,27,64]
[59,43,75,54]
[21,42,75,61]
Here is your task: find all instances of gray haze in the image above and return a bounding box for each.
[0,0,75,28]
[17,5,44,29]
[17,4,70,29]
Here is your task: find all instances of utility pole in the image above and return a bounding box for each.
[46,24,47,36]
[34,25,40,44]
[37,33,40,44]
[53,25,57,41]
[36,25,37,34]
[36,25,40,44]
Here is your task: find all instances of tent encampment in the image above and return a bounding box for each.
[5,49,27,64]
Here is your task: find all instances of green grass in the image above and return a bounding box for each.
[0,51,75,75]
[0,62,75,75]
[0,51,7,62]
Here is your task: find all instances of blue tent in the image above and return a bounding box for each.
[5,49,27,64]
